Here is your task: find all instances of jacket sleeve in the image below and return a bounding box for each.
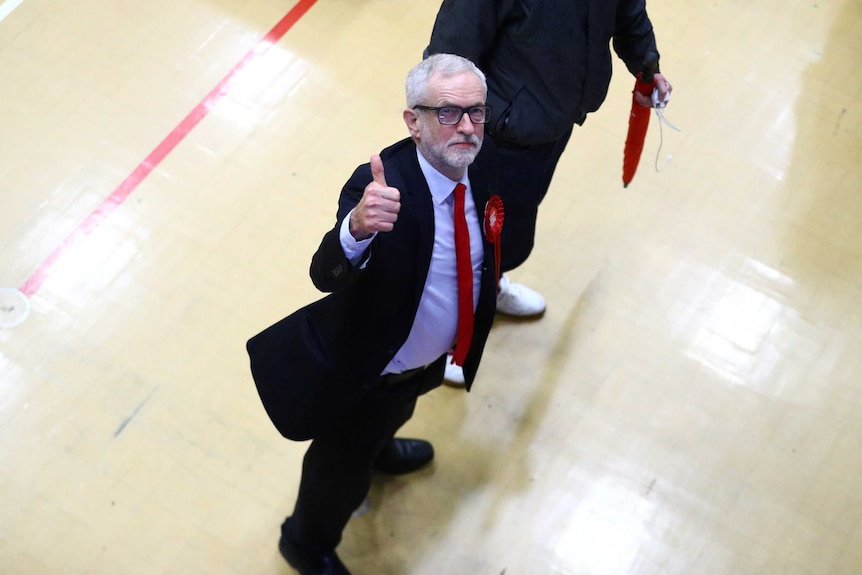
[612,0,660,76]
[309,164,372,292]
[425,0,517,68]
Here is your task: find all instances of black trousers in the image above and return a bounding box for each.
[281,355,446,555]
[492,127,574,272]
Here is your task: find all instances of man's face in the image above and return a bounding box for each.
[405,71,486,180]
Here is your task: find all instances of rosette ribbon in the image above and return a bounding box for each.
[483,195,505,287]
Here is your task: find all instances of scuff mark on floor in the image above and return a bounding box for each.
[114,387,158,437]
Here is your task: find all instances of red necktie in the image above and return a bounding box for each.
[451,183,474,366]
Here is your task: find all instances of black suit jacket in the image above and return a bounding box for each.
[427,0,658,144]
[247,137,500,440]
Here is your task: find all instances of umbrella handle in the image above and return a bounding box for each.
[640,53,659,82]
[635,54,660,94]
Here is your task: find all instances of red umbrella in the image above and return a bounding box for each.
[622,55,659,188]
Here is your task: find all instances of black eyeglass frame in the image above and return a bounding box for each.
[413,105,492,125]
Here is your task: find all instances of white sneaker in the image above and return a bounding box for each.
[352,497,370,517]
[443,357,466,387]
[495,274,546,317]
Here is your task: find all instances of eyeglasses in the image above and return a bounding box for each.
[413,105,491,125]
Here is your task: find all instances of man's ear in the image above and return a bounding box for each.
[403,108,420,138]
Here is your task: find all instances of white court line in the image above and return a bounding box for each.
[0,0,25,23]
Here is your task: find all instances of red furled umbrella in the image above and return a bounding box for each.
[622,55,659,188]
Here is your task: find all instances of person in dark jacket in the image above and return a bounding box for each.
[247,53,503,575]
[426,0,674,384]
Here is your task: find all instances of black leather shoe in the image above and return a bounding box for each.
[373,438,434,475]
[278,535,351,575]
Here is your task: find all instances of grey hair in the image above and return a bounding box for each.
[405,53,487,108]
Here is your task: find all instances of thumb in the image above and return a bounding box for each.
[370,154,387,187]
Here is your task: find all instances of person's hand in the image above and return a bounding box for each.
[634,72,673,108]
[349,154,401,240]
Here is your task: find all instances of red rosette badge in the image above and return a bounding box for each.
[483,195,505,286]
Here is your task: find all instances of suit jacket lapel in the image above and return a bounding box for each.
[400,147,437,306]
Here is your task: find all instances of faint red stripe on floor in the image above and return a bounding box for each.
[19,0,318,297]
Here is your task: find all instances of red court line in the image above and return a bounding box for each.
[19,0,318,297]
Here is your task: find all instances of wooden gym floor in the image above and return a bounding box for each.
[1,0,861,573]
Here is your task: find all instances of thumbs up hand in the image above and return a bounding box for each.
[349,154,401,240]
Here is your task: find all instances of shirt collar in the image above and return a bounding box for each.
[416,148,469,205]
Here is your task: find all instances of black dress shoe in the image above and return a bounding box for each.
[278,535,351,575]
[373,438,434,475]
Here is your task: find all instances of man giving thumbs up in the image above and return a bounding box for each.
[246,53,502,575]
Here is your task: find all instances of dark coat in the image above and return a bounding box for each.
[247,138,500,440]
[426,0,660,145]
